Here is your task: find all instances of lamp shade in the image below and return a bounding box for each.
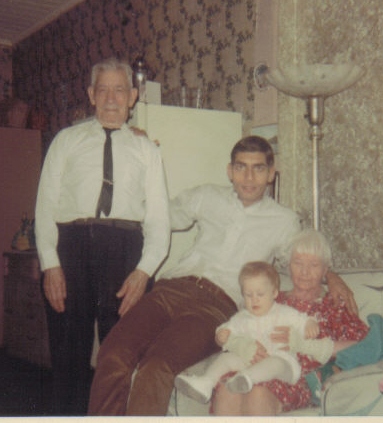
[266,63,364,98]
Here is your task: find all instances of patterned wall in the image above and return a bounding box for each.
[0,45,12,101]
[12,0,380,268]
[277,0,383,269]
[13,0,257,147]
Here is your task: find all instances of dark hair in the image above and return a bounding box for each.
[238,261,280,291]
[230,136,274,167]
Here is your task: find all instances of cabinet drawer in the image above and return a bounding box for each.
[5,262,41,280]
[5,317,51,368]
[4,253,40,279]
[4,303,47,336]
[4,313,22,342]
[3,251,51,368]
[3,277,17,312]
[4,313,51,368]
[4,276,44,309]
[17,278,44,306]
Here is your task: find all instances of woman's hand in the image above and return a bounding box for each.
[326,271,358,315]
[270,325,290,345]
[304,319,320,339]
[117,268,149,316]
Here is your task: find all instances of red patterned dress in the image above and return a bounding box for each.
[211,291,369,413]
[256,292,368,412]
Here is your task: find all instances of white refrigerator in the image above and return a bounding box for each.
[129,102,243,275]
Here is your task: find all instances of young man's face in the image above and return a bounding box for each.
[227,151,275,207]
[88,69,138,129]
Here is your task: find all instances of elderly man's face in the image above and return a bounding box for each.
[88,69,138,129]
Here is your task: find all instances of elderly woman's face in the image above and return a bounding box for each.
[290,252,328,292]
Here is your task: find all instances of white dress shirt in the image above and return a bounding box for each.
[161,184,300,307]
[35,118,170,275]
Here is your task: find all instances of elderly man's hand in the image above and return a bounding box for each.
[116,268,149,316]
[43,266,67,313]
[326,271,358,315]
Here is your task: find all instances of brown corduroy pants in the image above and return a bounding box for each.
[88,277,237,415]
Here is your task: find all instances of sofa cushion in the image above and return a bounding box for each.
[321,360,383,416]
[336,269,383,323]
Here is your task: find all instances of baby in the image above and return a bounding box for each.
[175,261,333,403]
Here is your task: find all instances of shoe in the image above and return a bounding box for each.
[226,373,253,394]
[174,374,213,403]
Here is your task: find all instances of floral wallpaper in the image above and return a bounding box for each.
[0,45,12,101]
[277,0,383,269]
[12,0,257,148]
[10,0,382,268]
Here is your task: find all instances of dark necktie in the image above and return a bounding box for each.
[96,128,116,218]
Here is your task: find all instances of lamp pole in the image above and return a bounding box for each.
[306,96,324,230]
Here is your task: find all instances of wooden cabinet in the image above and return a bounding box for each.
[0,127,41,345]
[3,251,51,368]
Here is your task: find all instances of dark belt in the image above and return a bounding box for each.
[59,218,142,231]
[183,275,236,309]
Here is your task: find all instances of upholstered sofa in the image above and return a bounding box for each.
[167,269,383,416]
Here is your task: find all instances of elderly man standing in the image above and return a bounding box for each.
[35,57,170,415]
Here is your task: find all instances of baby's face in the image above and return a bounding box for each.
[242,275,278,316]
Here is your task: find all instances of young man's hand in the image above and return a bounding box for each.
[117,268,149,316]
[326,271,358,315]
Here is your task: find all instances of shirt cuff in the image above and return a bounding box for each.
[137,254,165,278]
[37,249,60,271]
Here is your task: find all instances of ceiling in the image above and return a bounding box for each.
[0,0,86,46]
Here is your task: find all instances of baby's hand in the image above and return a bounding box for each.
[250,341,268,364]
[216,328,231,346]
[304,319,320,339]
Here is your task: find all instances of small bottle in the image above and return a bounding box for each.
[133,57,147,103]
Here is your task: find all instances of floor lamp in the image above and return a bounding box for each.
[255,63,364,230]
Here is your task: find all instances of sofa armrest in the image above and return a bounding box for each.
[321,360,383,416]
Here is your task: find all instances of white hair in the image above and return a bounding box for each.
[90,57,134,88]
[286,229,333,268]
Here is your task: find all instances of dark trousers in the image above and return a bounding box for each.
[44,222,144,415]
[88,277,237,416]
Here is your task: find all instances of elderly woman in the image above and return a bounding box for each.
[212,229,369,415]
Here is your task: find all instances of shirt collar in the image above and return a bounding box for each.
[92,117,128,133]
[230,187,270,211]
